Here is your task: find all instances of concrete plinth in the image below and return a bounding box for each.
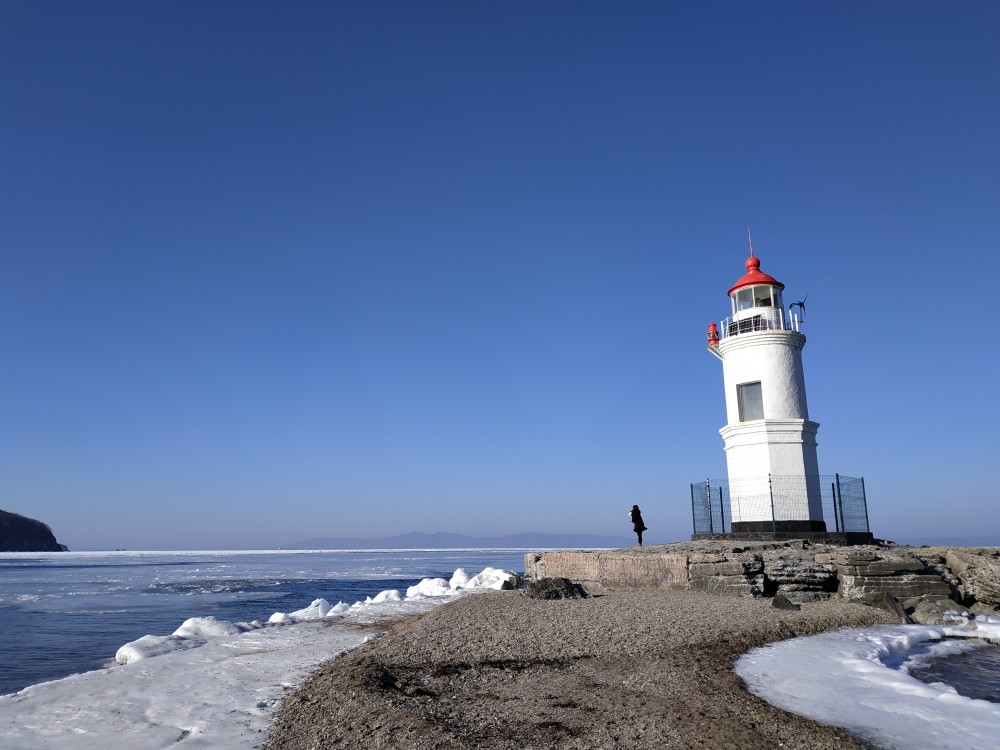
[523,550,689,590]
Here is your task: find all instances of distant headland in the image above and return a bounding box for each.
[0,509,68,552]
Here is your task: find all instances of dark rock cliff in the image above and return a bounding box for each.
[0,509,67,552]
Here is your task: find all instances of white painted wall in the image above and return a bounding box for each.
[718,330,809,424]
[716,328,823,524]
[720,420,823,522]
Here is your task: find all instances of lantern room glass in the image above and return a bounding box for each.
[731,285,783,314]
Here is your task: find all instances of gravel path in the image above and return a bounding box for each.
[264,588,896,750]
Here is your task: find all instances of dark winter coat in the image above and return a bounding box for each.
[630,507,647,533]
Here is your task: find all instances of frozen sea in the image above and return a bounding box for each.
[0,548,527,749]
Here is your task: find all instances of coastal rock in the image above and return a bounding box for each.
[909,550,964,599]
[831,551,879,565]
[838,573,952,601]
[689,560,760,577]
[862,593,910,622]
[944,550,1000,609]
[689,572,766,597]
[909,598,971,625]
[764,552,838,601]
[836,559,924,577]
[833,550,953,602]
[0,509,67,552]
[771,594,800,610]
[524,577,588,600]
[688,553,766,597]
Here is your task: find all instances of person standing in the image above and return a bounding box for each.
[629,505,647,548]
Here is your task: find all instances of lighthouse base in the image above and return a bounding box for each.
[730,519,827,534]
[692,529,875,545]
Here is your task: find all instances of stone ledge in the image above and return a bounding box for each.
[836,559,924,576]
[689,574,765,597]
[689,560,762,577]
[838,574,953,600]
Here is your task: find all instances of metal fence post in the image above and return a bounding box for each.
[768,474,777,533]
[718,486,725,533]
[705,479,713,534]
[860,476,871,533]
[831,482,839,532]
[690,484,697,535]
[836,473,845,532]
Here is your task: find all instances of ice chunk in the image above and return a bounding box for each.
[116,634,207,665]
[327,601,351,616]
[406,577,452,598]
[463,567,519,590]
[173,617,243,638]
[287,598,333,620]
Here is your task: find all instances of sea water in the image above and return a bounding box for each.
[0,549,528,696]
[910,641,1000,703]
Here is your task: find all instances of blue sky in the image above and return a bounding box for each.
[1,1,997,550]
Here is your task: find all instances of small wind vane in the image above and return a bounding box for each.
[790,295,808,319]
[747,225,754,257]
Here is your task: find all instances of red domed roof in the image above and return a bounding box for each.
[727,255,784,296]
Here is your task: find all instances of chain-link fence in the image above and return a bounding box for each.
[690,474,869,536]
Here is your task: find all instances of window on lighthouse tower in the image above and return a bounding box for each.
[738,382,764,421]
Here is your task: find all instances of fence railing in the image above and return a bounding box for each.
[690,474,869,535]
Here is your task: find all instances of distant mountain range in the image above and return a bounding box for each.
[290,531,631,550]
[893,534,1000,548]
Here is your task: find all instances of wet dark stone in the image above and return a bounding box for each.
[524,577,589,600]
[864,592,911,622]
[771,594,800,611]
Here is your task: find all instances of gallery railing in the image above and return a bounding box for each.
[718,307,802,340]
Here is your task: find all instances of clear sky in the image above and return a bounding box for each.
[1,1,997,550]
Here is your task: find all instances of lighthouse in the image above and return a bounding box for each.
[706,250,826,534]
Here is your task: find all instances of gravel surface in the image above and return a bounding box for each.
[264,588,896,749]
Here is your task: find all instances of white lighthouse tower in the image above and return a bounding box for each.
[706,249,826,534]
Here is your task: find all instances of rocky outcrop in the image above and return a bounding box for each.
[0,509,67,552]
[524,541,1000,618]
[942,549,1000,609]
[763,550,838,601]
[688,553,765,597]
[821,549,952,602]
[523,577,589,599]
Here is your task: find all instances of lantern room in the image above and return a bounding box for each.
[722,255,794,338]
[730,255,784,310]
